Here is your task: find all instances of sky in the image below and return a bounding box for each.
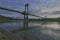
[0,0,60,18]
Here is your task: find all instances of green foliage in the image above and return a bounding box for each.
[41,18,60,22]
[28,18,60,22]
[0,15,15,23]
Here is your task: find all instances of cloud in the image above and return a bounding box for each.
[52,11,60,15]
[41,7,60,13]
[0,10,23,19]
[0,0,60,18]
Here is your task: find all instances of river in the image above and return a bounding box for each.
[0,21,60,40]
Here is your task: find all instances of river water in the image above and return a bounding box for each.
[0,21,60,40]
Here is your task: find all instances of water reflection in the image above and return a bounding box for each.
[46,22,60,29]
[0,21,23,31]
[0,21,60,40]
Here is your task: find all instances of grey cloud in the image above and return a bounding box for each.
[50,11,60,15]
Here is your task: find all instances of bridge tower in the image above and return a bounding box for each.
[23,4,29,40]
[23,4,29,30]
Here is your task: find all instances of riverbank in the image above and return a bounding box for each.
[0,15,20,23]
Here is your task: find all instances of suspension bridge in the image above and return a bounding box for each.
[0,4,44,29]
[0,4,45,40]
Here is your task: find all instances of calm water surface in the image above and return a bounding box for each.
[0,21,60,40]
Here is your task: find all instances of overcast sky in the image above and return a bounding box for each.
[0,0,60,18]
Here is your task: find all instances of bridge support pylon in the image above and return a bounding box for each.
[23,4,29,40]
[23,4,29,30]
